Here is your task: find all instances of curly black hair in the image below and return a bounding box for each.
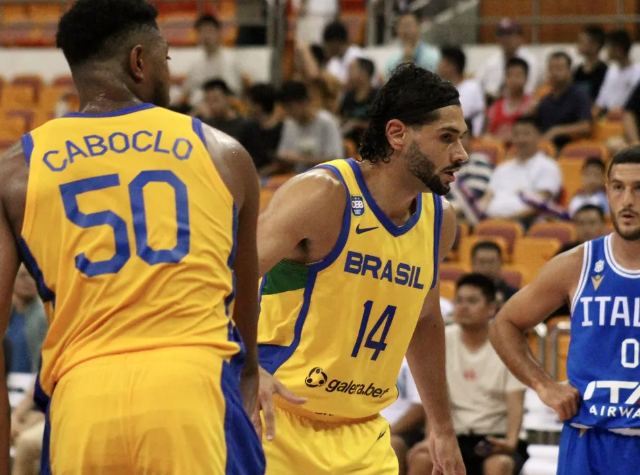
[56,0,159,67]
[359,62,460,164]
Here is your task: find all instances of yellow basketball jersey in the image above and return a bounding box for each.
[20,104,240,398]
[258,158,442,420]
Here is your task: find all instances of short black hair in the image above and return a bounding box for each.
[506,57,529,78]
[280,80,309,103]
[583,156,606,172]
[247,83,277,114]
[456,273,497,303]
[608,29,632,54]
[355,57,376,78]
[323,21,348,43]
[549,51,572,68]
[359,62,459,163]
[56,0,159,67]
[609,144,640,177]
[440,46,466,76]
[513,115,541,131]
[471,241,503,260]
[575,204,605,221]
[203,79,232,95]
[195,14,221,30]
[583,25,606,50]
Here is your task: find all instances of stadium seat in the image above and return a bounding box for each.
[28,4,63,22]
[32,109,55,129]
[440,280,456,301]
[557,157,585,206]
[528,221,577,245]
[474,219,524,256]
[503,263,534,287]
[513,237,562,273]
[458,235,510,267]
[159,13,198,47]
[1,84,36,109]
[39,86,74,113]
[471,138,505,165]
[11,74,44,102]
[561,140,608,162]
[0,5,29,24]
[0,116,27,141]
[260,189,275,211]
[448,221,470,261]
[52,75,74,88]
[593,120,624,141]
[4,108,33,131]
[439,262,468,282]
[499,268,523,289]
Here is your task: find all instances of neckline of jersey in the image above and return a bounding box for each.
[63,103,155,118]
[346,158,422,237]
[604,233,640,277]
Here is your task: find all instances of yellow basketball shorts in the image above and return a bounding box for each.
[40,347,265,475]
[262,403,399,475]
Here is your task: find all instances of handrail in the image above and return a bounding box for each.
[549,321,571,380]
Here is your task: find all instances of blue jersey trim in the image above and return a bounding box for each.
[191,117,207,147]
[21,133,34,167]
[347,158,422,237]
[40,400,52,475]
[63,103,155,118]
[18,238,56,307]
[431,194,443,289]
[259,163,351,374]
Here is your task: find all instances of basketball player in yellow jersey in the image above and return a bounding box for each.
[254,63,467,475]
[0,0,264,474]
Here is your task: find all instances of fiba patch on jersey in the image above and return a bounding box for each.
[351,196,365,216]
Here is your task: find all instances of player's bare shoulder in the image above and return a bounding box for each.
[0,141,28,235]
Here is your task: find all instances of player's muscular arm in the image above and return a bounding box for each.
[257,169,345,275]
[489,248,583,421]
[407,201,465,475]
[202,125,261,415]
[0,143,26,475]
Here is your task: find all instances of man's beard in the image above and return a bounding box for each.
[405,141,450,196]
[611,210,640,241]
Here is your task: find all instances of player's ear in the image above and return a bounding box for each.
[129,45,145,82]
[386,119,406,152]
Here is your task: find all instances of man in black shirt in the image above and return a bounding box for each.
[198,79,247,141]
[240,83,284,175]
[339,57,378,145]
[574,25,608,101]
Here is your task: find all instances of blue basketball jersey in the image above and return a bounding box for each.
[569,234,640,431]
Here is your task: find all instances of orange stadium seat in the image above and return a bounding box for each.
[260,189,275,211]
[499,268,523,289]
[0,5,29,24]
[29,4,63,22]
[440,280,456,301]
[439,262,468,282]
[513,237,562,274]
[557,157,585,206]
[471,138,505,165]
[459,235,510,267]
[561,140,608,162]
[52,75,74,88]
[39,86,75,113]
[11,75,44,102]
[0,116,27,141]
[32,109,55,129]
[5,108,33,131]
[1,84,36,109]
[474,219,524,256]
[503,263,534,287]
[528,221,577,245]
[593,120,624,142]
[448,221,470,261]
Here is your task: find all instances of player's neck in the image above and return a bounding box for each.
[611,233,640,269]
[76,71,144,114]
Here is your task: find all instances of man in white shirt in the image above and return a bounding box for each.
[438,46,486,136]
[595,29,640,113]
[480,116,562,223]
[181,15,241,106]
[323,21,366,85]
[406,274,528,475]
[293,0,338,44]
[476,19,539,101]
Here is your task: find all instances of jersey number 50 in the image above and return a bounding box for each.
[351,300,396,361]
[59,171,189,277]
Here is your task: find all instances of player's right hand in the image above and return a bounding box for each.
[251,366,306,441]
[535,380,581,421]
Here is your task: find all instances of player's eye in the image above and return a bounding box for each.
[441,134,453,143]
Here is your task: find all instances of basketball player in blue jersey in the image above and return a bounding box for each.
[254,63,467,475]
[0,0,264,473]
[491,146,640,475]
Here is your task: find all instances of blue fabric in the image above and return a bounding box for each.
[222,361,265,474]
[5,309,31,373]
[557,424,639,475]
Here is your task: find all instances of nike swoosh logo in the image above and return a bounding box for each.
[356,224,379,234]
[377,430,387,441]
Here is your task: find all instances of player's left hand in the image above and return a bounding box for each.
[429,430,466,475]
[486,436,516,455]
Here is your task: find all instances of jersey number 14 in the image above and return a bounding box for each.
[351,300,397,361]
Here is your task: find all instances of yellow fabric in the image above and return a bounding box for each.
[22,105,239,397]
[262,404,398,475]
[48,348,231,474]
[258,158,440,420]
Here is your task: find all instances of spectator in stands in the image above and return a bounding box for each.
[323,21,365,85]
[197,79,247,141]
[11,385,44,475]
[386,11,440,74]
[293,41,342,114]
[568,157,609,217]
[622,79,640,144]
[559,204,608,254]
[406,274,528,475]
[182,15,241,106]
[595,29,640,114]
[476,18,538,102]
[480,117,562,224]
[384,359,424,475]
[293,0,339,44]
[340,58,378,145]
[574,26,608,101]
[471,242,518,306]
[240,83,284,176]
[486,58,535,142]
[437,46,485,137]
[277,80,344,172]
[6,266,47,374]
[536,51,592,149]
